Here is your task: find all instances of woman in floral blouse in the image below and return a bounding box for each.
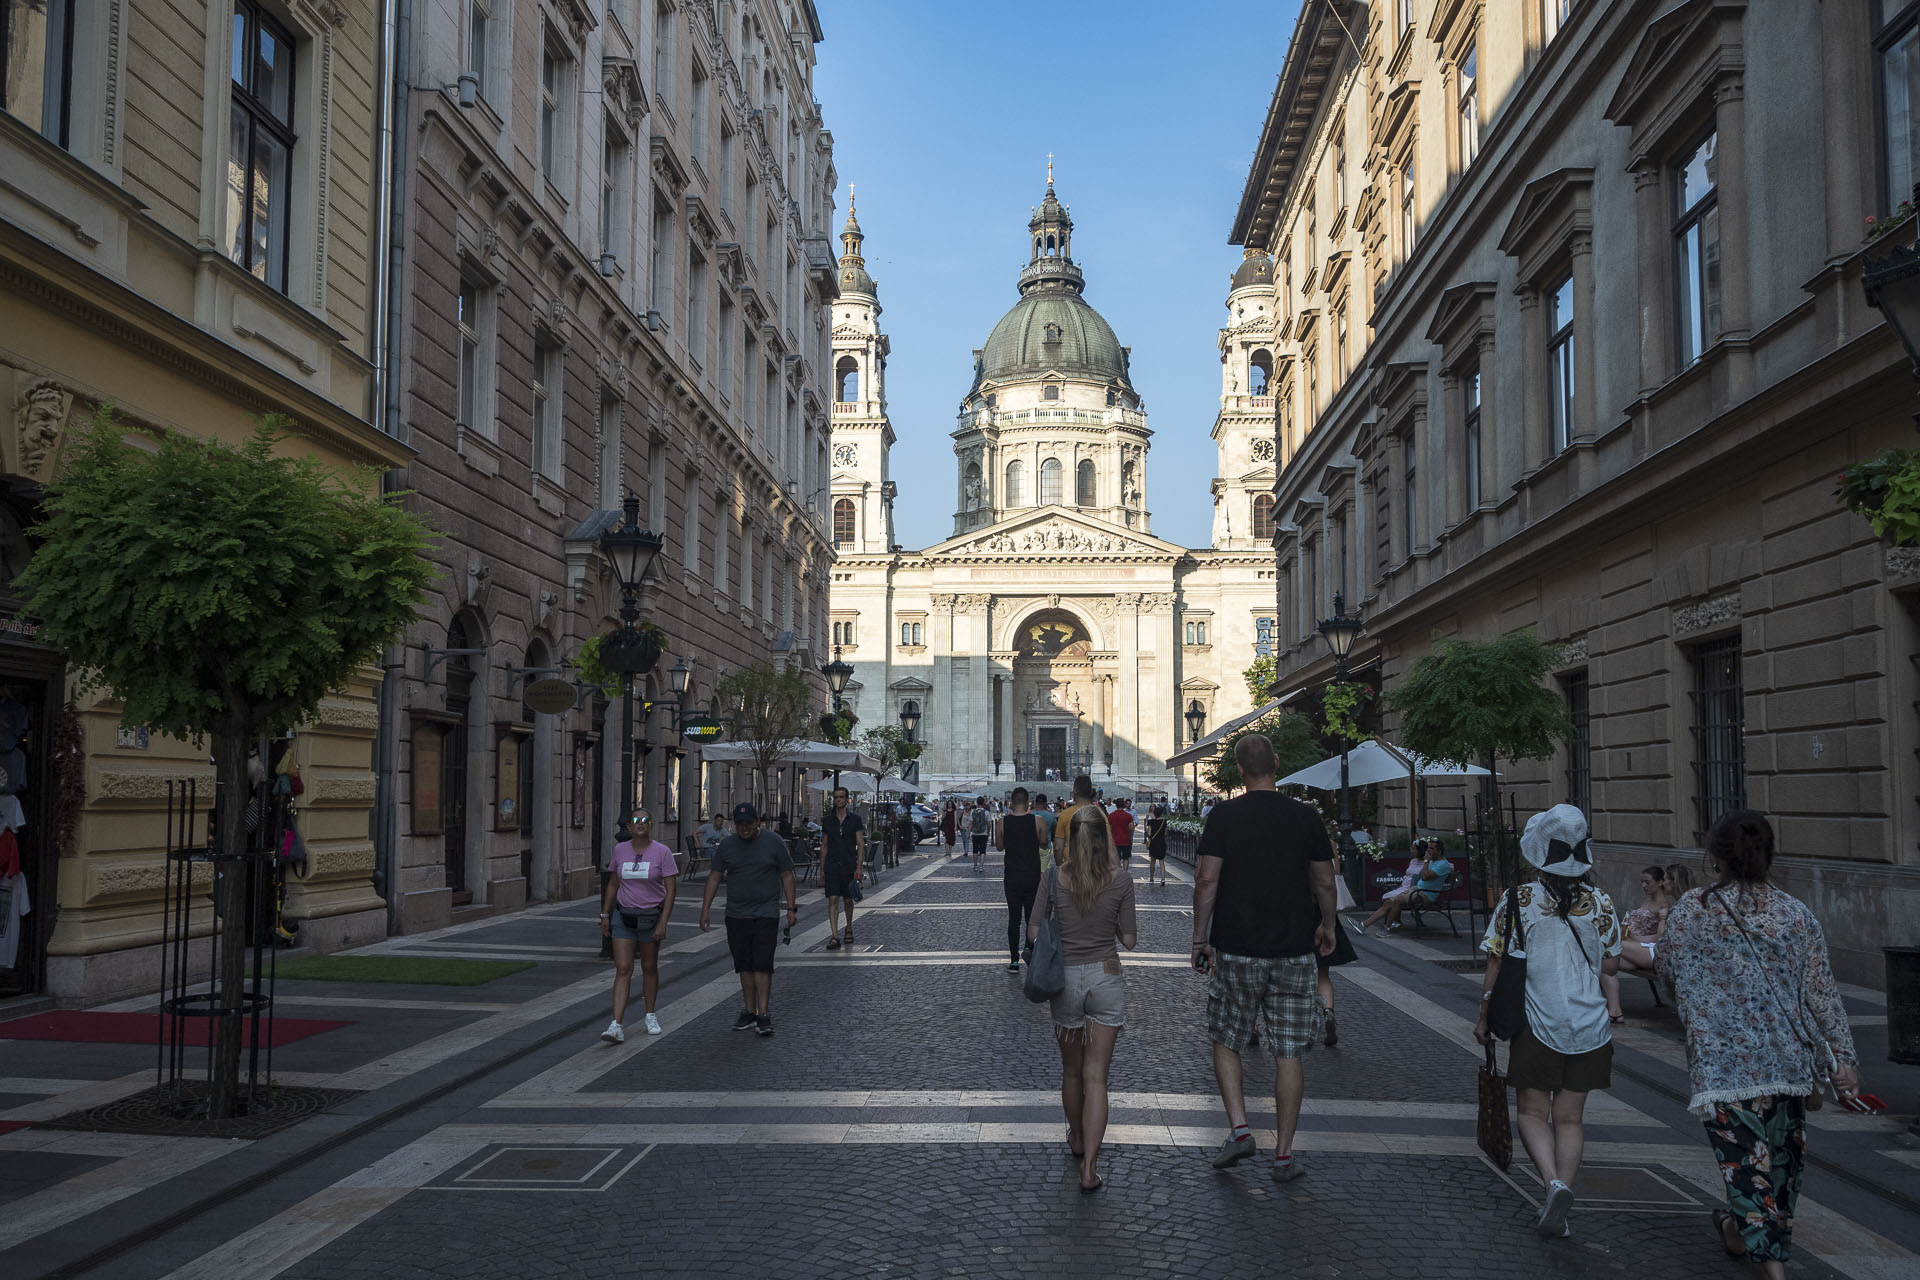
[1656,810,1862,1279]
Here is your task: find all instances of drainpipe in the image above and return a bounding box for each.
[370,0,414,934]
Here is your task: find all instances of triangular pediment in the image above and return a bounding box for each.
[927,508,1183,559]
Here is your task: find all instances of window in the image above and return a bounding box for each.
[532,339,561,480]
[540,35,570,185]
[1075,459,1096,506]
[717,293,734,391]
[900,622,911,646]
[1332,132,1347,212]
[1690,635,1746,837]
[743,329,758,422]
[687,247,707,364]
[1305,181,1316,251]
[836,356,858,402]
[652,1,672,104]
[1673,130,1721,366]
[719,121,736,216]
[1879,1,1920,206]
[1546,273,1575,454]
[833,498,855,546]
[649,196,673,317]
[1249,350,1272,396]
[1254,616,1274,659]
[1542,0,1571,43]
[1402,435,1418,552]
[1562,669,1590,816]
[1400,153,1416,256]
[1185,621,1208,645]
[1043,384,1060,401]
[456,275,494,435]
[1398,0,1413,33]
[1463,365,1482,510]
[1005,459,1026,507]
[1038,457,1063,506]
[595,388,619,508]
[1334,300,1350,376]
[1457,44,1480,167]
[467,0,491,103]
[602,124,628,262]
[689,60,709,158]
[712,497,730,594]
[1252,493,1276,541]
[228,0,298,293]
[681,467,700,572]
[2,0,74,145]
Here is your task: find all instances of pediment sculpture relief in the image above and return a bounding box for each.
[967,522,1134,555]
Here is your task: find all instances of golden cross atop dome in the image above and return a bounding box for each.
[848,182,855,212]
[1047,153,1054,186]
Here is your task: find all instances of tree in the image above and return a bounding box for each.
[1387,629,1573,886]
[1242,653,1278,705]
[1206,712,1322,793]
[18,411,434,1116]
[716,663,814,808]
[856,724,921,778]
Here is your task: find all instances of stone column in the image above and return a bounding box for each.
[999,668,1016,776]
[1631,160,1668,398]
[1113,594,1141,774]
[1712,74,1753,400]
[1144,594,1177,773]
[1440,368,1465,530]
[962,595,992,779]
[1475,330,1499,511]
[1518,287,1546,474]
[1570,230,1597,443]
[929,594,957,777]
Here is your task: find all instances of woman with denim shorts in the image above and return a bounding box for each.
[598,812,678,1042]
[1029,804,1137,1193]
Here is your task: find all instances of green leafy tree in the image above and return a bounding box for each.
[1387,628,1573,887]
[716,662,814,807]
[1242,653,1278,705]
[856,724,921,778]
[18,411,434,1115]
[1206,712,1322,793]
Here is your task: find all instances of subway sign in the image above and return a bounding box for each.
[681,716,725,744]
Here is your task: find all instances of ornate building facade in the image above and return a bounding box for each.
[1239,0,1918,985]
[829,182,1279,794]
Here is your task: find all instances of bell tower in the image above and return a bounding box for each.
[1211,246,1280,550]
[828,191,895,556]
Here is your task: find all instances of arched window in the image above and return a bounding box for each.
[1005,459,1026,507]
[900,622,911,646]
[1045,233,1055,253]
[1252,493,1277,541]
[835,356,858,403]
[1249,349,1272,396]
[1043,384,1060,401]
[1038,457,1063,506]
[1075,459,1097,506]
[833,498,855,546]
[912,622,922,644]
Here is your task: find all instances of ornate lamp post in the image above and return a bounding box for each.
[598,492,665,843]
[1316,591,1365,901]
[822,645,854,788]
[1184,700,1206,815]
[899,702,920,743]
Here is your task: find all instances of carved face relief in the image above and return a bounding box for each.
[15,379,72,478]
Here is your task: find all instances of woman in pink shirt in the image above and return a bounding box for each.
[598,811,678,1042]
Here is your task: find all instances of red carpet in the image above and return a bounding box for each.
[0,1011,351,1047]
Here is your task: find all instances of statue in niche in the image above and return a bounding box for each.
[963,473,981,510]
[1122,460,1139,506]
[15,378,72,478]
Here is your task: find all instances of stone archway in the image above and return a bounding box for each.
[1006,607,1105,781]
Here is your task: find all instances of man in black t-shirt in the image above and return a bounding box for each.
[820,788,865,949]
[1191,733,1337,1184]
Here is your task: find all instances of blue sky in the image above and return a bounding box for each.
[812,0,1297,551]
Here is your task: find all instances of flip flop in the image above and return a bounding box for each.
[1608,1013,1626,1024]
[1079,1174,1104,1194]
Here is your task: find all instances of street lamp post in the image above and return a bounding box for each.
[1184,700,1206,815]
[822,645,853,790]
[1316,591,1365,903]
[596,492,664,959]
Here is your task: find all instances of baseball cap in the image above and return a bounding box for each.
[732,801,759,823]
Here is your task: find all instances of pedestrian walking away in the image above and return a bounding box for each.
[698,802,798,1036]
[969,796,991,874]
[998,787,1049,971]
[597,811,677,1042]
[1053,774,1099,861]
[1190,733,1337,1183]
[942,800,958,857]
[1145,804,1170,886]
[1474,804,1624,1241]
[1317,843,1358,1046]
[820,787,865,950]
[1029,802,1137,1194]
[1655,810,1863,1279]
[1107,797,1135,868]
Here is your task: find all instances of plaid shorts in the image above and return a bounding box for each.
[1207,952,1320,1058]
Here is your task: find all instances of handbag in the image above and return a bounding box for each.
[1485,889,1529,1042]
[1022,867,1066,1003]
[1476,1043,1513,1169]
[1711,888,1836,1110]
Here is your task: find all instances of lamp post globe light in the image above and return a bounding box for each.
[1316,591,1365,901]
[899,702,920,742]
[598,491,666,846]
[822,645,854,786]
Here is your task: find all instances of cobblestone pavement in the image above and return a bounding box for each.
[4,844,1918,1280]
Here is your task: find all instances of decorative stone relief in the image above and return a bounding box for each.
[14,377,72,479]
[319,775,378,803]
[95,768,214,801]
[964,521,1136,554]
[929,593,958,613]
[1670,591,1740,637]
[1551,637,1589,669]
[1113,592,1143,614]
[1887,545,1920,581]
[956,593,991,615]
[1139,592,1177,614]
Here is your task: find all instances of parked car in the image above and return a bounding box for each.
[908,803,938,841]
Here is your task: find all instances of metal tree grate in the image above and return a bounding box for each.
[35,1083,360,1140]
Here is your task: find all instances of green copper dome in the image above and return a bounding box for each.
[973,180,1131,391]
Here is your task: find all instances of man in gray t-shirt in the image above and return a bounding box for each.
[700,802,797,1036]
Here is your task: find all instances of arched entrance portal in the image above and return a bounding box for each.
[1010,608,1106,782]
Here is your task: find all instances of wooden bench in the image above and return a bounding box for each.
[1405,871,1462,937]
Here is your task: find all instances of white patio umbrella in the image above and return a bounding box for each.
[698,739,884,775]
[809,775,919,797]
[1277,739,1492,791]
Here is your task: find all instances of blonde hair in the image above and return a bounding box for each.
[1060,804,1116,915]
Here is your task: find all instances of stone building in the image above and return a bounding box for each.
[382,0,839,931]
[828,180,1282,795]
[1240,0,1917,983]
[0,0,407,1000]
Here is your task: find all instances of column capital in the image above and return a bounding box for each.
[1113,592,1143,614]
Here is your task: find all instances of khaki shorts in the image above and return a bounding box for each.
[1050,958,1125,1032]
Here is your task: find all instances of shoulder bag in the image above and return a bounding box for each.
[1485,889,1529,1042]
[1710,888,1835,1110]
[1023,867,1067,1003]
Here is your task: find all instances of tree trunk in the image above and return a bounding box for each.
[209,719,253,1117]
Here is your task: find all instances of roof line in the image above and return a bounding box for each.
[1228,0,1357,248]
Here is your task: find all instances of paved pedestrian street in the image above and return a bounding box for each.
[3,845,1917,1280]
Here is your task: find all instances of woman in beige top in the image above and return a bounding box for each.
[1029,803,1138,1193]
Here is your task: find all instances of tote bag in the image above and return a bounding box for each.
[1476,1044,1513,1169]
[1023,868,1066,1003]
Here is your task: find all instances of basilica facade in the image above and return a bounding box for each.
[828,182,1283,795]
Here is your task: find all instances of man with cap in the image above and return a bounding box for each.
[699,802,798,1036]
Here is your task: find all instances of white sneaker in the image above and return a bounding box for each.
[601,1020,625,1044]
[643,1013,663,1035]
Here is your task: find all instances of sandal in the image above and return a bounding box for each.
[1712,1209,1744,1257]
[842,927,854,943]
[1609,1013,1626,1025]
[1079,1174,1104,1194]
[825,936,841,950]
